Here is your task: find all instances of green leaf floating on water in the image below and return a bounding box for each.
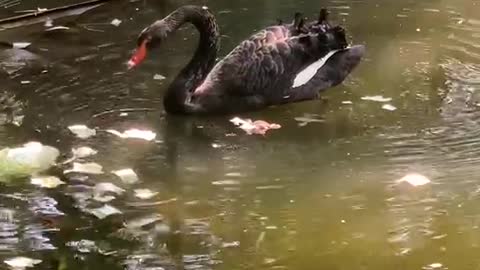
[0,142,59,181]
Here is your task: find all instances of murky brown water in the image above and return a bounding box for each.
[0,0,479,269]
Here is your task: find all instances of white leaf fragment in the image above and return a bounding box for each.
[112,168,139,184]
[106,129,156,141]
[31,176,65,188]
[111,18,122,26]
[222,241,240,248]
[68,125,96,139]
[134,189,159,199]
[95,182,125,195]
[72,146,98,158]
[12,115,24,127]
[124,214,163,229]
[12,42,31,49]
[361,95,392,102]
[4,256,41,269]
[382,104,397,111]
[44,18,53,27]
[93,195,116,203]
[398,173,431,187]
[65,162,103,174]
[45,26,70,31]
[211,143,222,148]
[153,74,166,80]
[87,204,122,219]
[212,180,240,186]
[423,263,443,270]
[93,182,125,202]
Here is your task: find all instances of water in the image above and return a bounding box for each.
[0,0,479,269]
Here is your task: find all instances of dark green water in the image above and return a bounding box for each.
[0,0,479,269]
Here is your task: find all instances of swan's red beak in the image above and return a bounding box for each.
[127,40,147,69]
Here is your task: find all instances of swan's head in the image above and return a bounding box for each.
[127,20,169,69]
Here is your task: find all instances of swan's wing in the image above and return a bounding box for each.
[193,25,332,99]
[282,45,365,103]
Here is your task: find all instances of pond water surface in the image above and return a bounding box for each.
[0,0,480,269]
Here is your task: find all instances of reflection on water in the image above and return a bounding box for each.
[0,0,480,269]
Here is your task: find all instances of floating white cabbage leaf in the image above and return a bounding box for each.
[4,256,41,269]
[0,142,59,179]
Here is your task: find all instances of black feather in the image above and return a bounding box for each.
[319,8,329,23]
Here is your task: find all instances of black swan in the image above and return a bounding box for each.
[127,5,365,115]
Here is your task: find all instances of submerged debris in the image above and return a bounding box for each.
[294,114,325,127]
[68,125,96,139]
[124,214,164,229]
[230,117,281,135]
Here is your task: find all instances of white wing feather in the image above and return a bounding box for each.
[292,49,342,88]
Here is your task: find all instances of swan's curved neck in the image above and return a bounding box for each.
[162,6,220,114]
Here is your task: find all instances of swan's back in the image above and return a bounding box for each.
[192,19,348,105]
